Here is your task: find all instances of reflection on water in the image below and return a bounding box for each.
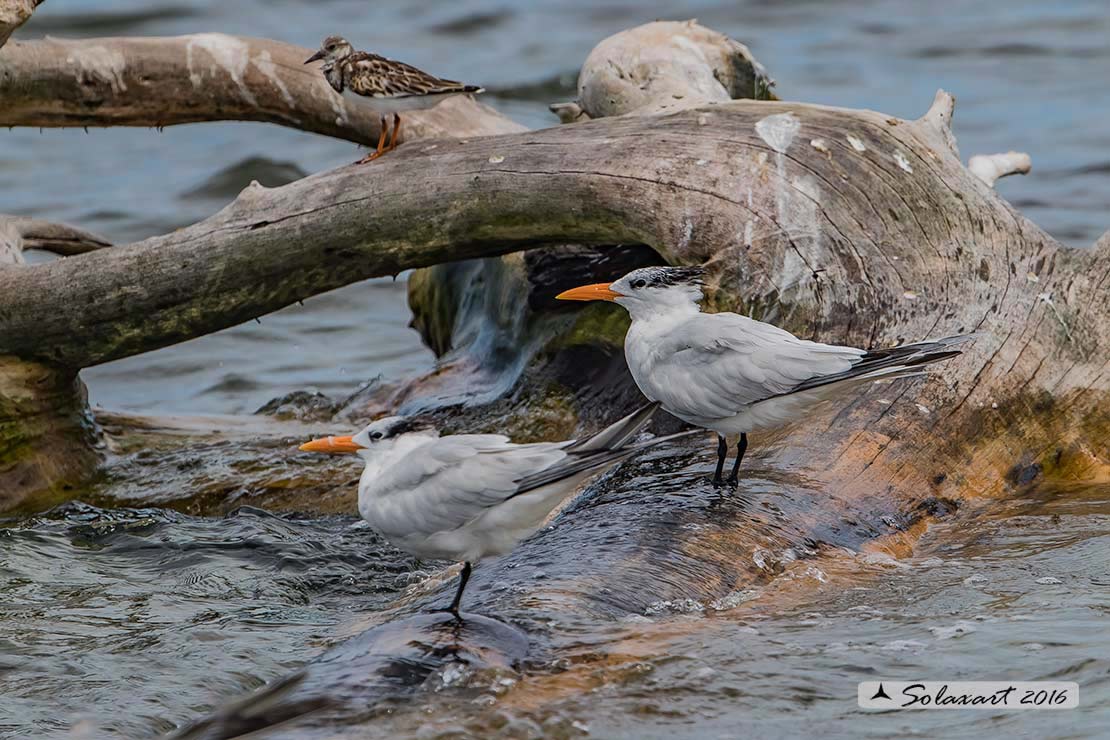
[2,0,1109,737]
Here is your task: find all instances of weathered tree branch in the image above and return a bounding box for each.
[0,33,521,142]
[0,97,1104,387]
[0,26,524,511]
[0,0,41,49]
[968,150,1032,186]
[0,214,111,265]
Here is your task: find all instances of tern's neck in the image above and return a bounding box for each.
[356,433,438,515]
[619,295,702,324]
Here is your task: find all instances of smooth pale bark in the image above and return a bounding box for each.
[0,0,41,49]
[968,150,1032,186]
[576,19,777,117]
[0,34,521,143]
[4,95,1101,379]
[0,214,111,265]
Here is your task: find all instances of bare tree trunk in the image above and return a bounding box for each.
[0,34,520,143]
[0,0,41,49]
[0,26,1106,507]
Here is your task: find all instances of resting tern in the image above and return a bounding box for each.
[299,402,692,617]
[557,266,969,486]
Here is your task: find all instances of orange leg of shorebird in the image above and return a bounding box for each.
[387,113,402,152]
[356,115,389,164]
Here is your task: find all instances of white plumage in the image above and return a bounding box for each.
[557,266,970,484]
[352,426,569,563]
[299,402,692,615]
[625,310,869,434]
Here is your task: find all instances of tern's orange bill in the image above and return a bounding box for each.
[299,435,362,454]
[554,282,624,302]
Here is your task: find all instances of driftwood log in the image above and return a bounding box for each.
[0,0,40,49]
[0,214,111,265]
[0,31,520,142]
[1,13,1109,733]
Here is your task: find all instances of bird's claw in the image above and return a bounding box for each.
[431,606,464,622]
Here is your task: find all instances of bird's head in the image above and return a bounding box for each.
[556,266,705,319]
[299,416,435,458]
[304,35,354,65]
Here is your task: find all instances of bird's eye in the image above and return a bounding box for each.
[370,431,383,440]
[631,279,647,289]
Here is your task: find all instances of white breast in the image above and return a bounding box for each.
[341,89,461,114]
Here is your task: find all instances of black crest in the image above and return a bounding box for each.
[381,416,434,439]
[627,265,706,288]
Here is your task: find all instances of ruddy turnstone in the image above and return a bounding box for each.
[305,36,484,164]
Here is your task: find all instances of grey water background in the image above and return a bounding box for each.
[2,0,1109,738]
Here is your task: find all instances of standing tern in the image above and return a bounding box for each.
[556,266,970,486]
[299,402,692,618]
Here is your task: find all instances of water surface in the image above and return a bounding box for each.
[2,1,1108,737]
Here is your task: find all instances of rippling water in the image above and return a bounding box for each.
[2,0,1108,738]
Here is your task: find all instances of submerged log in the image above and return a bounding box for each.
[163,23,1108,736]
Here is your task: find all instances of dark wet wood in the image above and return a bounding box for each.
[0,358,99,511]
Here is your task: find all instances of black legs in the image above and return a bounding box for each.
[712,433,748,487]
[431,561,472,620]
[725,433,748,486]
[712,434,728,485]
[446,561,472,618]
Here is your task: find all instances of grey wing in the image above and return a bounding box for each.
[515,401,662,493]
[370,437,568,537]
[647,313,865,419]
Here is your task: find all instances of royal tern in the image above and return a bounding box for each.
[557,266,970,486]
[299,402,692,617]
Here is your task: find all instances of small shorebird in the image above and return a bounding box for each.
[304,35,484,164]
[299,402,693,618]
[557,266,970,486]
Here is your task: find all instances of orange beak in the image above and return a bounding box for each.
[298,435,362,454]
[554,282,624,302]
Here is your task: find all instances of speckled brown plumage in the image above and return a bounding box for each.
[305,35,483,163]
[331,51,481,99]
